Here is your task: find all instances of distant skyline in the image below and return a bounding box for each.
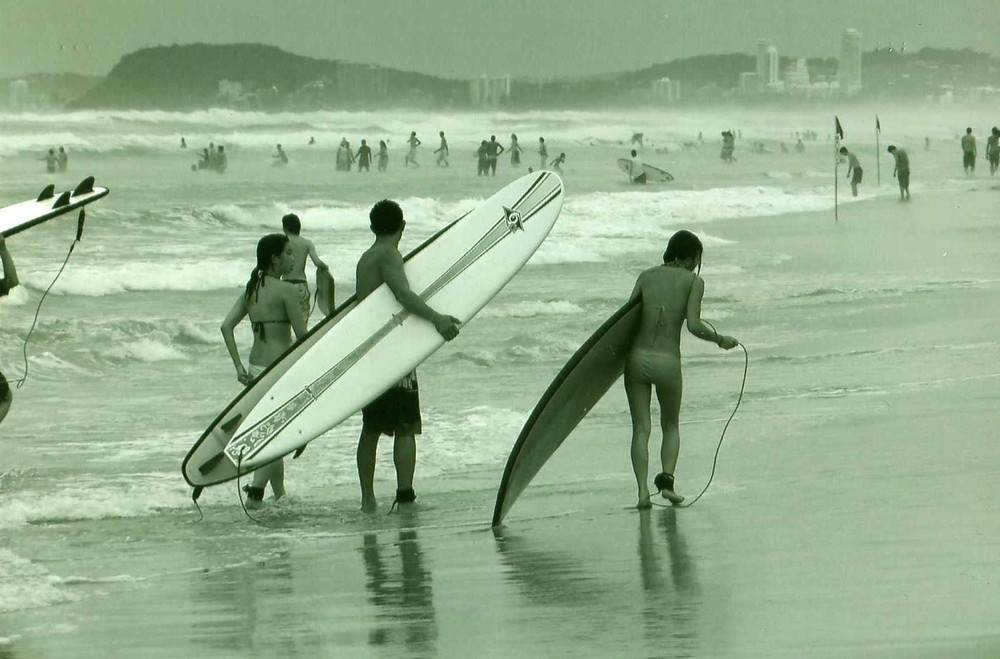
[2,0,999,79]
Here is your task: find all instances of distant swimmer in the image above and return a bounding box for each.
[624,230,739,509]
[208,142,216,169]
[509,133,523,166]
[57,146,68,172]
[354,200,461,513]
[961,127,976,175]
[477,140,489,176]
[404,131,421,167]
[197,148,211,170]
[309,136,316,145]
[356,139,373,172]
[795,138,805,153]
[434,131,449,167]
[925,137,931,151]
[987,127,1000,176]
[549,152,566,173]
[840,146,863,197]
[281,213,329,326]
[377,140,389,172]
[215,145,227,174]
[181,137,187,149]
[220,233,307,507]
[42,148,57,173]
[274,143,288,164]
[720,131,736,163]
[628,149,647,184]
[887,145,910,200]
[0,235,20,425]
[631,132,644,148]
[487,135,505,176]
[538,137,548,169]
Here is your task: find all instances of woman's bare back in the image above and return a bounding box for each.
[630,265,698,356]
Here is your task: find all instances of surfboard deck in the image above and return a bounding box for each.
[492,297,641,527]
[0,177,110,238]
[616,158,674,182]
[315,267,336,316]
[184,171,564,489]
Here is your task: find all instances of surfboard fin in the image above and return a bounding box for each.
[192,486,204,501]
[220,414,243,434]
[72,176,95,196]
[292,445,306,459]
[197,452,225,475]
[52,191,71,208]
[36,184,55,201]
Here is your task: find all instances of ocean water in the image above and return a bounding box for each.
[1,107,998,656]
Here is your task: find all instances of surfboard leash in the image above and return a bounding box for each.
[235,450,264,525]
[654,321,748,509]
[14,208,87,389]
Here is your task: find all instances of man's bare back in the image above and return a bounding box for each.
[355,243,397,299]
[285,234,319,281]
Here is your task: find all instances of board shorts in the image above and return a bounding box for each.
[285,280,311,323]
[362,370,422,437]
[897,171,910,188]
[0,367,11,402]
[963,152,975,168]
[852,167,863,184]
[988,151,999,165]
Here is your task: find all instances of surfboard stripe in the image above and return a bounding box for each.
[223,177,562,464]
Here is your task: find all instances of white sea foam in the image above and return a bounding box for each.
[0,549,79,613]
[478,300,585,319]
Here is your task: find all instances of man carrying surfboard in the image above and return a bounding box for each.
[0,235,20,425]
[625,230,738,509]
[628,149,647,184]
[354,199,461,512]
[281,213,329,326]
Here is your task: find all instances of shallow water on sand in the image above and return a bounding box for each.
[1,107,999,657]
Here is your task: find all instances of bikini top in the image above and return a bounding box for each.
[249,317,288,341]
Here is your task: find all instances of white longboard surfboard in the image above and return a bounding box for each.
[616,158,674,182]
[0,177,110,238]
[184,171,564,488]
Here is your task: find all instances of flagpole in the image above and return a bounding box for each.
[834,117,840,222]
[876,115,881,187]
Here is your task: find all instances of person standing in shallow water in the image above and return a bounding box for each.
[42,148,57,173]
[354,200,461,512]
[0,235,20,426]
[987,127,1000,176]
[281,213,329,327]
[888,145,910,200]
[404,131,421,167]
[57,147,68,172]
[434,131,449,167]
[840,146,863,197]
[509,134,522,166]
[220,234,307,508]
[377,140,389,172]
[538,137,548,169]
[356,139,373,172]
[960,127,976,176]
[624,230,739,509]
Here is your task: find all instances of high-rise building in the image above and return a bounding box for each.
[839,28,863,94]
[651,77,681,103]
[756,39,779,89]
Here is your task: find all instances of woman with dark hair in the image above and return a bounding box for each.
[509,133,522,166]
[221,233,308,507]
[625,230,739,509]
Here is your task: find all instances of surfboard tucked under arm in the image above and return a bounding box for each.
[492,297,641,527]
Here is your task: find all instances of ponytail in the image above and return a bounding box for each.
[245,233,289,301]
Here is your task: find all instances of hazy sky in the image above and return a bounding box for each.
[2,0,999,79]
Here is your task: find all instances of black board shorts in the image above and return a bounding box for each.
[0,367,10,402]
[362,371,422,436]
[852,167,863,184]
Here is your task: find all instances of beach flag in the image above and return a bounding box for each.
[835,116,844,141]
[876,115,881,133]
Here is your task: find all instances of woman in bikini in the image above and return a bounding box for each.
[221,233,308,507]
[625,230,739,509]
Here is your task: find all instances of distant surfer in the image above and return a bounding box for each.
[538,137,548,169]
[961,127,976,175]
[404,131,421,167]
[840,146,863,197]
[356,139,373,172]
[274,143,288,165]
[281,213,329,325]
[987,127,1000,176]
[628,149,647,184]
[309,136,316,146]
[509,134,523,166]
[487,135,505,176]
[624,230,739,509]
[57,147,68,172]
[42,148,57,173]
[549,152,566,173]
[215,145,227,174]
[354,200,461,512]
[181,137,187,149]
[220,234,307,507]
[0,235,20,425]
[434,131,450,167]
[887,145,910,200]
[377,140,389,172]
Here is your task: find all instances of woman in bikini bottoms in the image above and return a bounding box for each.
[221,233,307,507]
[625,230,739,509]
